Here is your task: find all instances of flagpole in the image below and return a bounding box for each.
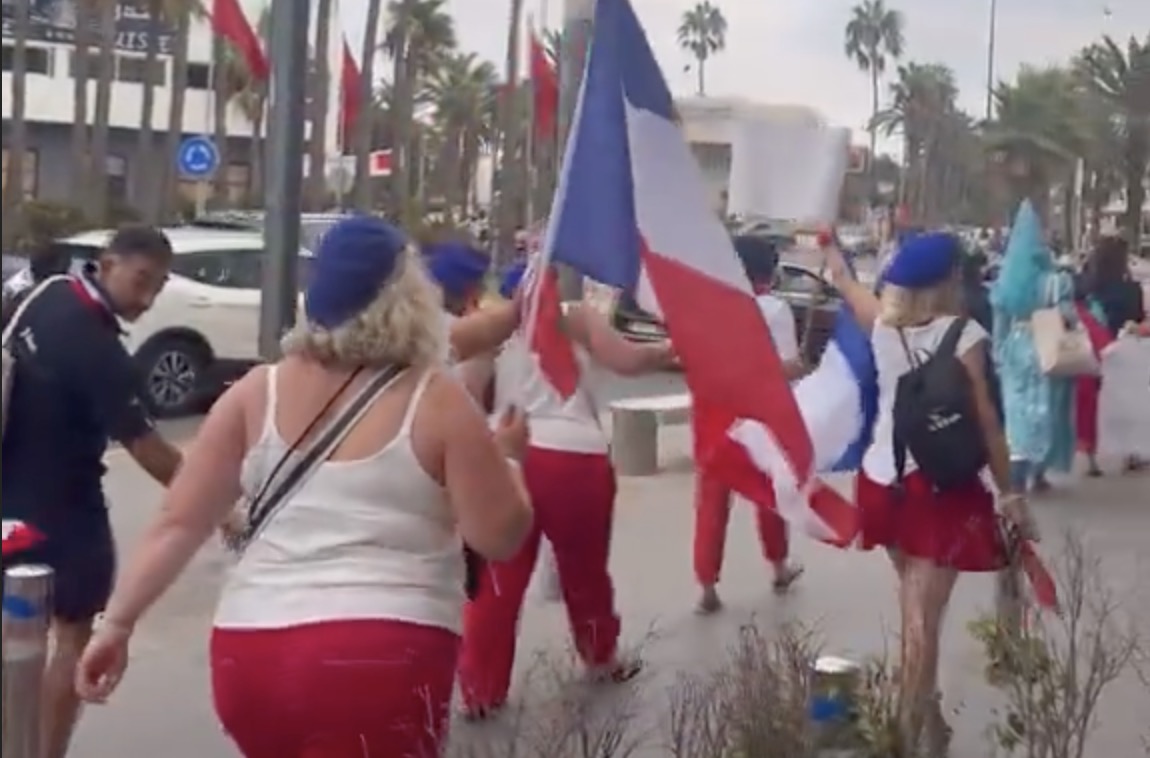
[555,0,593,300]
[525,14,537,226]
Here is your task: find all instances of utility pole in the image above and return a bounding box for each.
[556,0,595,299]
[985,0,997,121]
[260,1,311,359]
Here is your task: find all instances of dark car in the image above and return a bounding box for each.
[612,262,841,365]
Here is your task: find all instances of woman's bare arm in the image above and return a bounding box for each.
[100,372,255,630]
[564,303,672,376]
[450,302,519,362]
[959,343,1012,495]
[824,247,880,332]
[433,374,532,561]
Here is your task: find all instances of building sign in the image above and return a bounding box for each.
[1,0,175,55]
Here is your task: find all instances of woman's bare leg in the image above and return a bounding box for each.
[898,558,959,754]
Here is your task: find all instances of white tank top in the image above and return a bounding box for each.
[493,332,607,454]
[214,366,466,633]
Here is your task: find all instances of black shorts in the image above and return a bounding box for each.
[2,528,116,623]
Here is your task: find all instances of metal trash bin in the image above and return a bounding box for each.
[3,564,54,758]
[809,655,862,755]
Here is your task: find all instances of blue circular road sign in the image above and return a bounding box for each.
[177,135,219,179]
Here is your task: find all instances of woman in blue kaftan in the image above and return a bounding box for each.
[989,202,1076,492]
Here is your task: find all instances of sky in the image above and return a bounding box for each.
[444,0,1149,150]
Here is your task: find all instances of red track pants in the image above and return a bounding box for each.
[693,470,789,586]
[458,446,620,711]
[211,619,459,757]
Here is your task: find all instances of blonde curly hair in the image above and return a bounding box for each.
[281,246,444,368]
[878,276,962,328]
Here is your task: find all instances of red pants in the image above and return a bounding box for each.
[211,620,459,757]
[693,471,789,586]
[458,446,619,711]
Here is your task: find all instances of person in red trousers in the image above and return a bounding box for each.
[694,235,806,614]
[457,273,674,720]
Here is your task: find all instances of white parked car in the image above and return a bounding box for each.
[40,227,311,416]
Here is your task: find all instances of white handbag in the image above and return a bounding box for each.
[1031,275,1098,377]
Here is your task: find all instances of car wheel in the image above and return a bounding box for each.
[136,338,208,418]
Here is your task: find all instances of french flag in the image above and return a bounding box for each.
[522,229,581,400]
[541,0,813,509]
[721,305,876,545]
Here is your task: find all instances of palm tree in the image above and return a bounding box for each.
[88,0,121,221]
[872,62,960,223]
[385,0,457,222]
[1077,34,1150,250]
[844,0,904,201]
[677,1,727,96]
[986,66,1086,219]
[306,0,335,210]
[1,0,31,250]
[428,52,498,218]
[70,1,95,209]
[351,0,384,210]
[137,0,165,222]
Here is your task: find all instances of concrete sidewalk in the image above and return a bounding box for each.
[73,424,1150,757]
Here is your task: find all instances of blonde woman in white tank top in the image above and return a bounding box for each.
[76,218,533,758]
[457,270,675,720]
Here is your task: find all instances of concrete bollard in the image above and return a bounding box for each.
[809,655,862,755]
[3,564,54,758]
[610,408,658,476]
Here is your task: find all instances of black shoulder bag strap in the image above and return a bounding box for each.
[236,364,407,553]
[892,327,917,488]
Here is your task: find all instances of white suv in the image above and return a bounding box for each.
[41,227,311,416]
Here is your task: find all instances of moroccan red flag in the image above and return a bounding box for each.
[339,43,361,153]
[529,33,558,140]
[211,0,268,81]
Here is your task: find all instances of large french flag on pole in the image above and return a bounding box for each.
[543,0,813,511]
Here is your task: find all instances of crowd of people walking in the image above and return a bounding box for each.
[1,201,1146,756]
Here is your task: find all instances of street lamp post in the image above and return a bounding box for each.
[556,0,595,299]
[985,0,997,121]
[260,1,311,359]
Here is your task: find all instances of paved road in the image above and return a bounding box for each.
[75,425,1150,754]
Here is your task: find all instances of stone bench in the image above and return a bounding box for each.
[609,393,691,476]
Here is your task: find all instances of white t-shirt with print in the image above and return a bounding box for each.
[862,316,989,484]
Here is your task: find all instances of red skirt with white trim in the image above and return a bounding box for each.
[855,470,1006,572]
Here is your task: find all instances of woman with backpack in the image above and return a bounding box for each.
[823,232,1033,755]
[990,202,1077,493]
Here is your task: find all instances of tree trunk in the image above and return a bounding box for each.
[351,0,383,211]
[88,0,119,222]
[70,1,93,210]
[161,9,191,221]
[1,0,31,250]
[868,66,879,205]
[211,36,230,209]
[494,0,525,260]
[306,0,333,210]
[697,57,705,96]
[1122,135,1147,253]
[137,0,163,223]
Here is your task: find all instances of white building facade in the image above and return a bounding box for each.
[676,96,829,216]
[1,0,344,209]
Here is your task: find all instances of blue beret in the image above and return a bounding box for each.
[425,242,489,299]
[305,216,407,329]
[883,232,960,289]
[499,261,527,299]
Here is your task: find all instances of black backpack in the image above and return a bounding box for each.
[892,318,988,491]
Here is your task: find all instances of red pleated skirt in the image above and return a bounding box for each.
[855,470,1006,572]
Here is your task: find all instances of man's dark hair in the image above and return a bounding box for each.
[732,234,779,285]
[1086,235,1130,289]
[104,224,173,262]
